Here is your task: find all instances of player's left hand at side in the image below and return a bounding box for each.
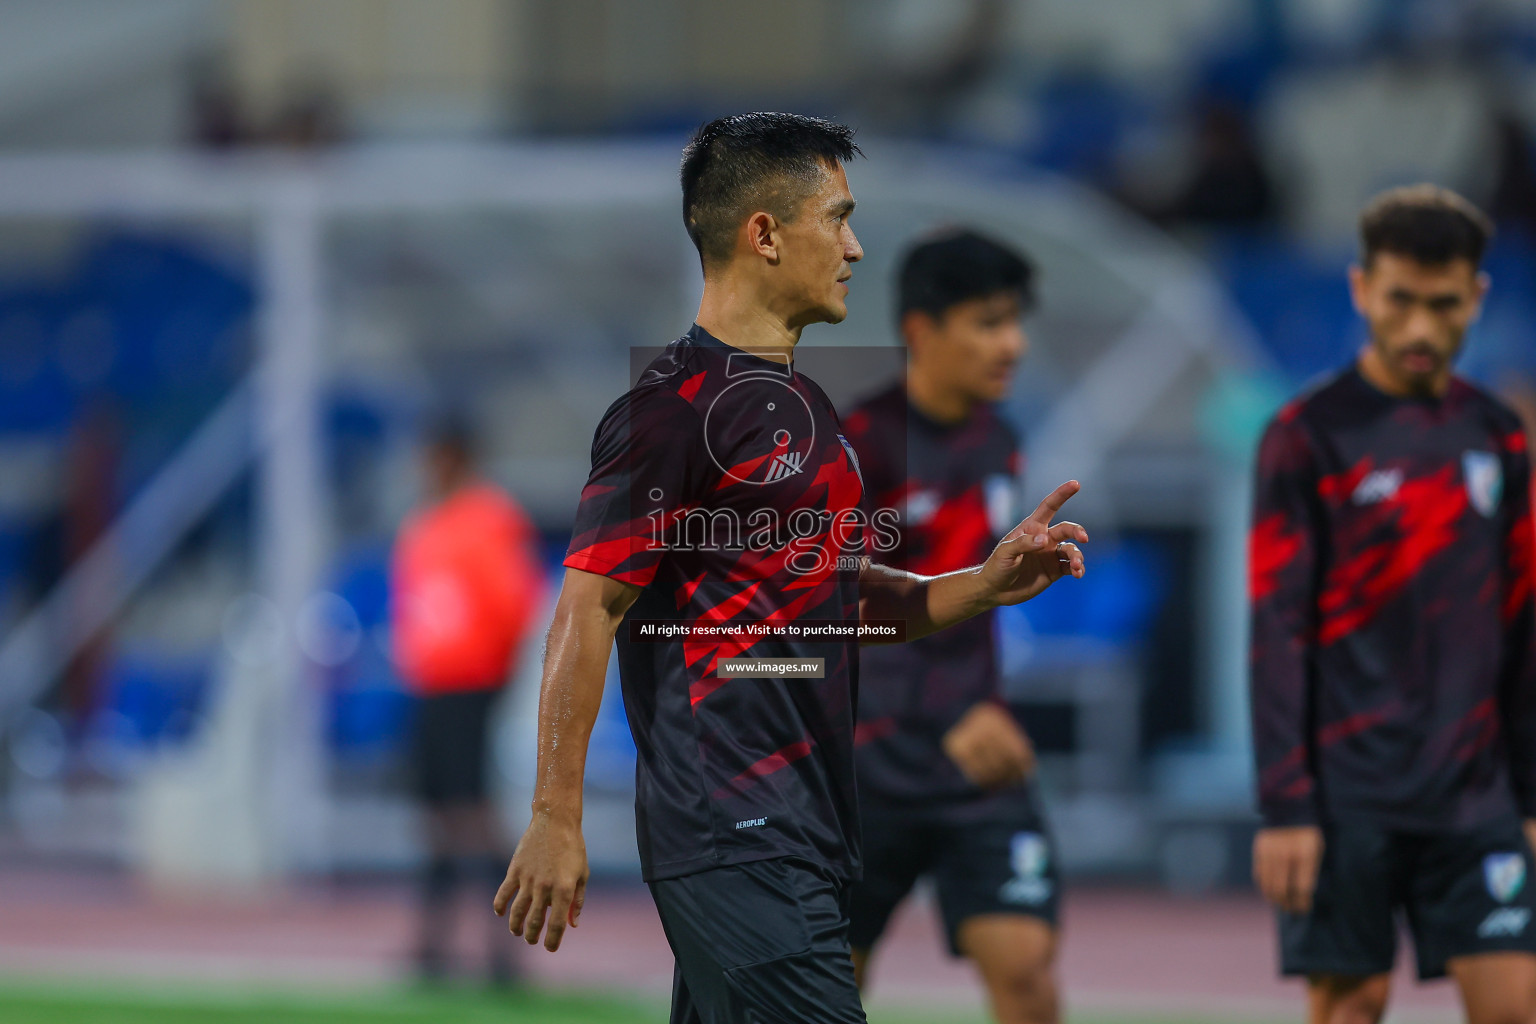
[493,810,589,952]
[977,480,1088,606]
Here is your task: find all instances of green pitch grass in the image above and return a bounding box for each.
[0,981,1278,1024]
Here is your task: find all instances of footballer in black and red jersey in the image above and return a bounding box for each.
[565,322,869,882]
[494,115,1089,1024]
[843,230,1063,1024]
[1249,186,1536,1016]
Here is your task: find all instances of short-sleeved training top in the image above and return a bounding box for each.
[565,324,869,881]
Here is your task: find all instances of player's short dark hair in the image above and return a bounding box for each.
[1359,184,1493,269]
[680,112,860,270]
[897,229,1036,320]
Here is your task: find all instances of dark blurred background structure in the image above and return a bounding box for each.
[0,2,1533,1019]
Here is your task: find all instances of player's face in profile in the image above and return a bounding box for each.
[929,292,1027,403]
[775,162,863,326]
[1350,252,1487,393]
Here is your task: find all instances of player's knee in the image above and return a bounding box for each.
[1459,1006,1536,1024]
[1467,991,1536,1024]
[1313,975,1390,1024]
[1478,1011,1536,1024]
[984,957,1056,1021]
[1328,998,1388,1024]
[959,917,1057,1021]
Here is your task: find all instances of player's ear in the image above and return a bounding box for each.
[1472,271,1491,319]
[1346,263,1369,317]
[901,309,937,359]
[745,211,779,265]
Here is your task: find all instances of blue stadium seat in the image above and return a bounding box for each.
[1210,234,1360,384]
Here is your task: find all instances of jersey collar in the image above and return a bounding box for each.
[686,323,796,376]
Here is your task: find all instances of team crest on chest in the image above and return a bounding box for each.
[1462,450,1503,518]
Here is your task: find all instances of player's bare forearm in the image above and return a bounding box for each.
[528,568,639,820]
[858,562,996,643]
[859,480,1087,644]
[494,567,639,952]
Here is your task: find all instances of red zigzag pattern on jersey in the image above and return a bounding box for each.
[1317,465,1467,646]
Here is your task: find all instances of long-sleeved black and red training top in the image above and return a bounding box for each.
[1250,365,1536,831]
[843,383,1023,810]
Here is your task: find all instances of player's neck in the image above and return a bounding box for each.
[431,470,474,503]
[906,373,974,425]
[1356,345,1450,399]
[696,278,800,362]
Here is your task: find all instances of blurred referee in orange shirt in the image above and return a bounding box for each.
[392,419,544,983]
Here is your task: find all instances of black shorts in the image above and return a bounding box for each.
[649,857,867,1024]
[1281,816,1536,981]
[410,688,501,804]
[849,786,1059,958]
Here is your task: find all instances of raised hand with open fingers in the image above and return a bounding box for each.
[977,480,1089,606]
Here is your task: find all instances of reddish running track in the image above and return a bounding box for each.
[0,867,1460,1021]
